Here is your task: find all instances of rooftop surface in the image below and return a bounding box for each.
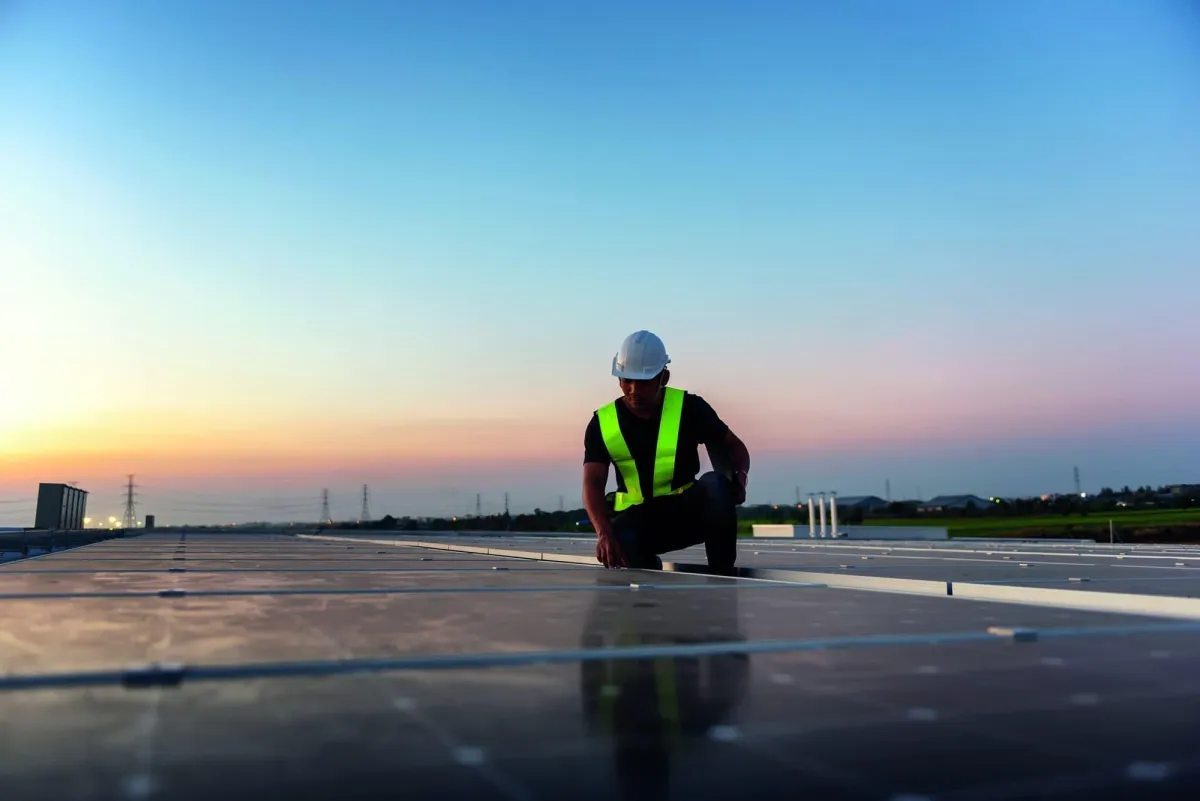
[3,531,1200,800]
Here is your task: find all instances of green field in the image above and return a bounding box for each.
[740,508,1200,538]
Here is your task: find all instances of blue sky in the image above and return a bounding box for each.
[1,0,1198,523]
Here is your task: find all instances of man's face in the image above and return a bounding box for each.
[619,372,664,411]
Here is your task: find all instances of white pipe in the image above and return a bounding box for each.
[808,496,816,538]
[830,492,839,537]
[818,492,827,537]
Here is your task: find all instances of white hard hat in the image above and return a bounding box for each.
[611,330,670,380]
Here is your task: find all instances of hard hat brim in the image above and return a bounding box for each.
[611,354,668,380]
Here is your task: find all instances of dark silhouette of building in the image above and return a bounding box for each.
[34,483,88,530]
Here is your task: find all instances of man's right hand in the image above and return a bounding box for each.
[596,531,628,569]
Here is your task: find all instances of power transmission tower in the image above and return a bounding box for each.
[886,479,891,502]
[360,485,371,522]
[559,495,564,512]
[122,474,138,529]
[504,492,510,516]
[475,493,481,517]
[1073,466,1082,496]
[321,489,331,524]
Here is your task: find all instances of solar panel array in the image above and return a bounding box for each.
[2,530,1199,800]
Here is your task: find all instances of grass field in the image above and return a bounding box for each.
[739,508,1200,538]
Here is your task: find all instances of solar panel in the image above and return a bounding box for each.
[2,530,1198,800]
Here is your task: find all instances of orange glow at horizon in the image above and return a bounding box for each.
[1,408,592,482]
[3,362,1167,493]
[2,396,1119,490]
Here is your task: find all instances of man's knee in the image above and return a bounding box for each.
[696,471,734,509]
[612,513,661,569]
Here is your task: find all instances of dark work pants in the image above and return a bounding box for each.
[610,471,738,574]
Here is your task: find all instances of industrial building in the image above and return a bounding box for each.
[33,483,88,530]
[918,493,995,512]
[832,494,891,511]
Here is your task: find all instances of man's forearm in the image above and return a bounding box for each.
[729,437,751,477]
[583,481,615,539]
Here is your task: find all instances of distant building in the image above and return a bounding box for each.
[34,483,88,530]
[919,494,994,512]
[834,496,891,512]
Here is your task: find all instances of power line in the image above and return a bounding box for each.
[142,489,319,501]
[160,506,319,515]
[148,502,320,511]
[148,506,318,514]
[139,495,319,505]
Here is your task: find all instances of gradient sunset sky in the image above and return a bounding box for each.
[2,0,1198,525]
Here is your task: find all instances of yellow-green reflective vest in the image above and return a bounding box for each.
[597,386,692,512]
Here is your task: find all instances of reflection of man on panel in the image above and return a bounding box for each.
[579,576,751,800]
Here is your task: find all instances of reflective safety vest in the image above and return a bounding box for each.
[597,386,693,512]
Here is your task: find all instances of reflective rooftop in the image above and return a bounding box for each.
[3,530,1199,800]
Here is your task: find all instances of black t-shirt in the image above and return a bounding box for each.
[584,391,730,498]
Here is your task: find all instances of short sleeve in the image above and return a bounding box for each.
[687,393,730,444]
[583,413,610,464]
